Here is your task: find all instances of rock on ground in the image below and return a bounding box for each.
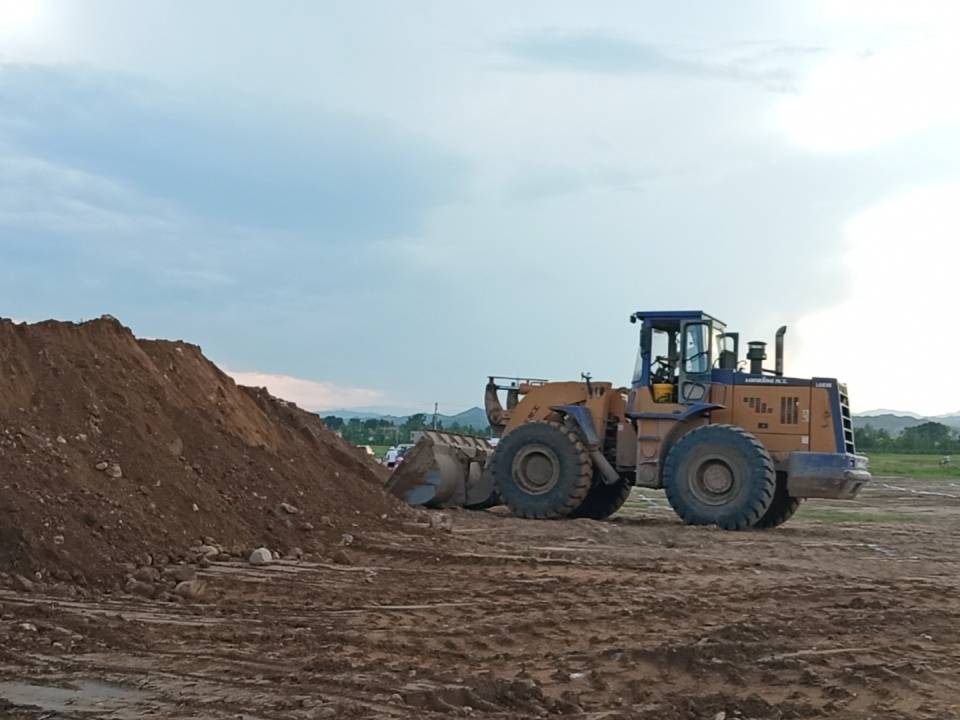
[249,548,273,566]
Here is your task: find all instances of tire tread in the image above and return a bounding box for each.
[492,421,592,519]
[662,424,775,530]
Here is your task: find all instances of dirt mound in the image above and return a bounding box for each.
[0,316,408,586]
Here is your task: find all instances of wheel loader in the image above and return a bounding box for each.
[387,310,870,529]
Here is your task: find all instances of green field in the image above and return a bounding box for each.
[358,444,959,479]
[794,507,920,524]
[863,452,960,480]
[369,444,390,458]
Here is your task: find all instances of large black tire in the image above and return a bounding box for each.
[491,421,593,518]
[570,477,632,519]
[753,471,801,529]
[662,424,775,530]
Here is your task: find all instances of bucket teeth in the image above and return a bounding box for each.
[385,431,497,509]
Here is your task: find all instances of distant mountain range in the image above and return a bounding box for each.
[854,410,960,435]
[319,406,959,436]
[318,406,490,430]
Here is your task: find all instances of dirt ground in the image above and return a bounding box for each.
[1,477,959,720]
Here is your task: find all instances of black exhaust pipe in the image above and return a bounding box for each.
[775,326,787,377]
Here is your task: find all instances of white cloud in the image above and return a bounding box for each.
[792,184,960,415]
[225,369,384,411]
[777,33,960,152]
[0,0,50,49]
[0,153,179,234]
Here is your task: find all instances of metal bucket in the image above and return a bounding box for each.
[385,430,498,509]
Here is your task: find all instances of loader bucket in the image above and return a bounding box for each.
[385,431,498,509]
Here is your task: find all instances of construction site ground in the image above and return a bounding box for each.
[1,476,959,720]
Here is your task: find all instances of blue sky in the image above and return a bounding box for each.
[2,1,959,415]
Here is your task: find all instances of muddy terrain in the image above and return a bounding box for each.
[1,477,958,719]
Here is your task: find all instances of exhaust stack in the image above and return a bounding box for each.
[775,326,787,377]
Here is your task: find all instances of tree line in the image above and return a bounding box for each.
[322,413,491,446]
[857,421,960,454]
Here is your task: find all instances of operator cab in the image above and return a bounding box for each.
[629,310,737,405]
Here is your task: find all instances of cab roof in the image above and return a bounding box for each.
[629,310,724,327]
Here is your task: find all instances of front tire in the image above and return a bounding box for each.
[662,424,775,530]
[491,421,593,518]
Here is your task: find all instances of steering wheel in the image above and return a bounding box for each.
[651,355,673,382]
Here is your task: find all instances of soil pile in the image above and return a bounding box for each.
[0,316,405,586]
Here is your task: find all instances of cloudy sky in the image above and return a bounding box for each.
[1,1,958,416]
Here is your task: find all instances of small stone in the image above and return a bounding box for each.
[340,532,354,546]
[163,565,196,583]
[53,535,65,545]
[95,461,109,471]
[191,503,199,512]
[76,433,87,442]
[17,622,38,633]
[332,549,352,565]
[56,435,67,445]
[248,547,273,566]
[191,544,220,558]
[134,567,159,583]
[106,464,123,479]
[174,579,206,600]
[125,580,157,599]
[288,547,304,559]
[428,513,453,532]
[278,502,300,515]
[12,574,35,593]
[714,713,727,720]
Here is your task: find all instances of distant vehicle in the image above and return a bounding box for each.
[395,444,415,466]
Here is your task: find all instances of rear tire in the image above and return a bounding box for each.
[567,414,631,520]
[753,471,801,529]
[570,477,632,519]
[662,424,775,530]
[491,421,593,519]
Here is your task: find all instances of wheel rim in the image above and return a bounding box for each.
[512,444,561,495]
[690,455,741,506]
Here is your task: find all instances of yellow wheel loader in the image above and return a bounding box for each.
[387,310,870,530]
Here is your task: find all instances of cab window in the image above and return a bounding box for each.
[683,323,710,374]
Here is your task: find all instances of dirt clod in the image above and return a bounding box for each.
[173,579,205,600]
